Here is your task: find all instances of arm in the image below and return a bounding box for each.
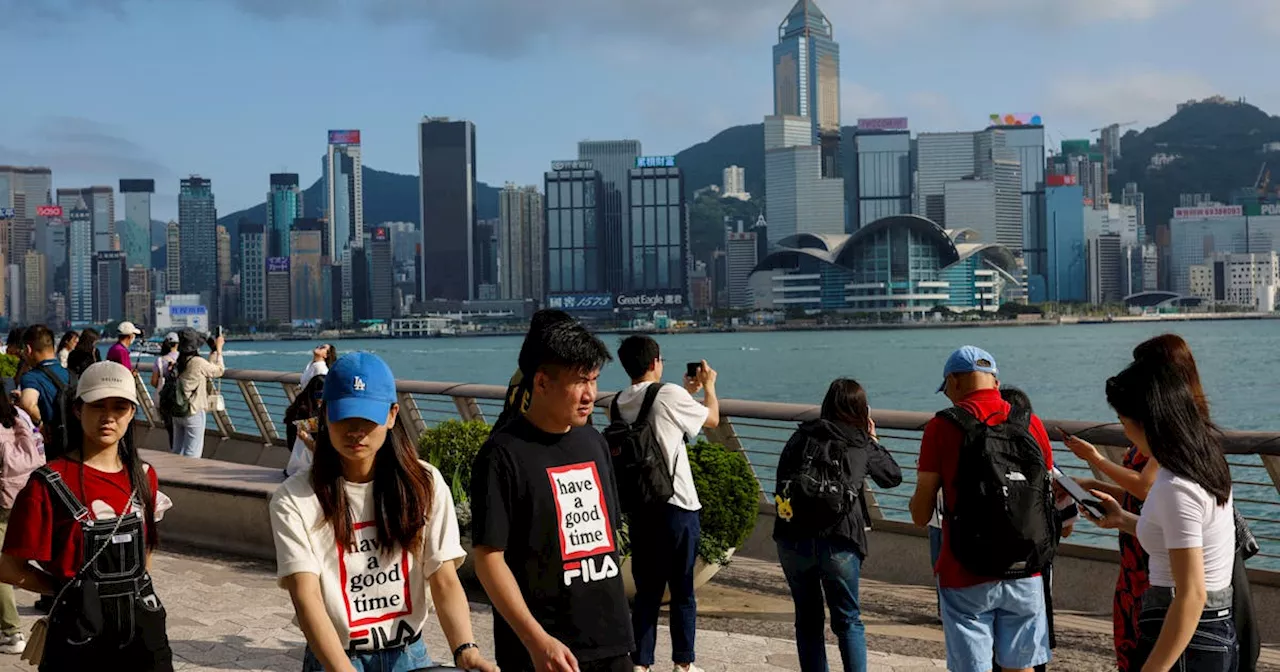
[1142,548,1207,672]
[150,362,161,389]
[683,360,720,429]
[283,574,357,672]
[428,562,495,671]
[865,440,903,489]
[18,388,40,425]
[1064,435,1158,500]
[910,472,942,527]
[0,554,55,595]
[474,546,577,672]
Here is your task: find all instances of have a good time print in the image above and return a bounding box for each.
[548,462,619,586]
[338,520,418,649]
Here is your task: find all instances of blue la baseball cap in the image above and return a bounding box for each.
[937,345,999,392]
[324,352,397,423]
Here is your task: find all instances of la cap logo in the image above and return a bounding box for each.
[353,376,366,392]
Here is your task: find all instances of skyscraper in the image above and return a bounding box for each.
[544,163,605,297]
[239,222,267,325]
[1,166,53,269]
[578,141,642,293]
[475,219,499,299]
[992,124,1046,279]
[217,225,232,288]
[773,0,841,177]
[267,173,304,258]
[418,117,477,301]
[626,161,688,297]
[764,115,844,244]
[915,132,977,225]
[498,184,545,301]
[57,186,114,254]
[265,257,291,325]
[125,265,151,329]
[165,221,181,294]
[369,227,395,320]
[852,125,912,229]
[725,231,758,309]
[178,177,218,312]
[325,131,364,260]
[94,251,126,322]
[120,179,154,261]
[23,250,48,325]
[290,219,325,321]
[68,201,93,324]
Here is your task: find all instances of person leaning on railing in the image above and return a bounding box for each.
[170,329,225,460]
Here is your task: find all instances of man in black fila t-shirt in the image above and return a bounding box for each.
[471,320,634,672]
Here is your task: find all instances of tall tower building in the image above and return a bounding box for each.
[290,219,325,322]
[217,225,232,288]
[578,140,642,292]
[852,124,912,229]
[544,163,606,298]
[773,0,841,178]
[119,179,154,266]
[23,250,48,325]
[93,251,126,322]
[178,176,218,317]
[418,117,477,301]
[369,227,395,320]
[325,131,363,260]
[915,132,977,226]
[1,166,53,268]
[165,221,181,294]
[125,265,151,329]
[239,222,267,325]
[68,201,94,324]
[497,184,545,301]
[267,173,304,258]
[764,115,844,244]
[57,186,114,253]
[990,123,1045,280]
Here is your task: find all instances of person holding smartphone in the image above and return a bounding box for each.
[170,329,224,459]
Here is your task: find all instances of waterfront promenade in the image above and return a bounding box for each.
[0,550,950,672]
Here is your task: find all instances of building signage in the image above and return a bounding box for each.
[372,227,389,242]
[856,117,909,131]
[266,256,291,273]
[635,156,676,169]
[328,129,361,145]
[551,160,594,171]
[988,113,1043,127]
[1046,175,1078,187]
[546,293,614,310]
[36,205,63,217]
[615,290,685,309]
[1172,205,1243,219]
[0,208,12,219]
[169,305,208,317]
[1260,204,1280,216]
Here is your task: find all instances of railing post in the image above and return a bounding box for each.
[131,372,160,428]
[703,416,770,507]
[208,382,234,438]
[397,392,427,440]
[282,382,300,404]
[237,380,278,445]
[1260,455,1280,497]
[453,396,486,423]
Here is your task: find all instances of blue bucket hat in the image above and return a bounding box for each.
[937,345,999,393]
[324,352,397,424]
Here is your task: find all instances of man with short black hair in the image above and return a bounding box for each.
[17,325,68,428]
[612,335,719,672]
[471,320,634,672]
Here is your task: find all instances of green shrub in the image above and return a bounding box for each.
[687,439,758,565]
[418,419,491,507]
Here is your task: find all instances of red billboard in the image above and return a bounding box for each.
[328,129,361,145]
[36,205,63,218]
[1046,175,1078,187]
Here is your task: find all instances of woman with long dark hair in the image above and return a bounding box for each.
[773,378,902,672]
[0,362,174,670]
[1087,358,1238,672]
[55,332,77,370]
[170,329,224,459]
[300,344,337,390]
[283,374,325,477]
[269,353,497,672]
[65,328,102,377]
[1068,334,1258,672]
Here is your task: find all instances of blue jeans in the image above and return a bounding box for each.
[630,504,701,667]
[928,526,943,616]
[171,412,207,458]
[302,637,432,671]
[776,538,867,672]
[1134,587,1238,672]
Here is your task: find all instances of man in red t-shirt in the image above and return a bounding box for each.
[909,346,1052,672]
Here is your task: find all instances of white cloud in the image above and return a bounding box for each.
[841,82,891,121]
[1045,70,1218,129]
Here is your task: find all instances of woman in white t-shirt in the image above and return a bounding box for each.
[1088,358,1238,672]
[300,344,336,389]
[269,353,497,672]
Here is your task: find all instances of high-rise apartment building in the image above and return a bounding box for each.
[369,227,395,320]
[1,166,53,269]
[94,250,126,322]
[1088,232,1124,304]
[1045,184,1087,303]
[165,221,181,294]
[239,222,266,325]
[498,184,545,301]
[23,250,48,325]
[1123,182,1146,240]
[852,127,912,229]
[915,132,976,226]
[418,118,477,301]
[290,220,325,322]
[544,163,605,296]
[267,173,304,258]
[725,231,757,309]
[120,179,154,264]
[722,166,749,200]
[773,0,841,177]
[125,265,151,329]
[57,186,114,253]
[764,115,844,244]
[578,140,642,292]
[217,225,232,288]
[324,131,363,260]
[68,202,94,324]
[625,162,688,297]
[178,177,217,313]
[265,257,291,324]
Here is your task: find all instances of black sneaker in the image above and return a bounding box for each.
[33,596,52,614]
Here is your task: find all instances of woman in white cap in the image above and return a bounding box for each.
[0,361,174,670]
[270,352,496,672]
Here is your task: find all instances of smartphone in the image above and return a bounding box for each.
[686,362,702,379]
[1051,467,1106,519]
[213,325,224,339]
[1055,426,1072,440]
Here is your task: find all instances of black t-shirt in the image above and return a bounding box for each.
[470,416,633,669]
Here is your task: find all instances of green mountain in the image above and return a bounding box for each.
[1109,100,1280,232]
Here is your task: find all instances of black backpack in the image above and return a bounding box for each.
[158,364,190,419]
[38,367,74,461]
[938,406,1056,579]
[774,425,858,535]
[604,383,676,513]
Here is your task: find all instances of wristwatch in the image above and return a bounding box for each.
[453,642,479,663]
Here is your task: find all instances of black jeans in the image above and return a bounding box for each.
[629,504,700,667]
[1133,587,1237,672]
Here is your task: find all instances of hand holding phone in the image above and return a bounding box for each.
[686,362,702,380]
[1051,467,1106,519]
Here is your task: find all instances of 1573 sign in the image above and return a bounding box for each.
[547,294,614,310]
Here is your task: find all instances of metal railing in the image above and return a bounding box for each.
[131,365,1280,570]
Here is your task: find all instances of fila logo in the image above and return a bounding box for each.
[562,555,619,586]
[353,377,366,391]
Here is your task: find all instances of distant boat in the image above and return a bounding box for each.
[132,341,163,357]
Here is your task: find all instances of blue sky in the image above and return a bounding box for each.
[0,0,1273,220]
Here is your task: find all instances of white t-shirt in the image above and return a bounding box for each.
[1136,467,1235,592]
[300,360,329,389]
[613,381,707,511]
[269,461,466,651]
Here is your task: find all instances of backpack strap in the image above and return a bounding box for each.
[634,383,665,425]
[936,406,983,434]
[37,366,67,393]
[33,466,91,523]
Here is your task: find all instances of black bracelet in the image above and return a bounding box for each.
[453,642,479,661]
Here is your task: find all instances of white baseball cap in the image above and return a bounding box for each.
[164,332,179,343]
[117,321,142,337]
[76,362,139,405]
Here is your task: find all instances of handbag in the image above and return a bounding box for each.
[1234,505,1260,560]
[21,490,134,666]
[207,378,225,413]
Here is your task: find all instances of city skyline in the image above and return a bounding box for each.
[1,0,1268,219]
